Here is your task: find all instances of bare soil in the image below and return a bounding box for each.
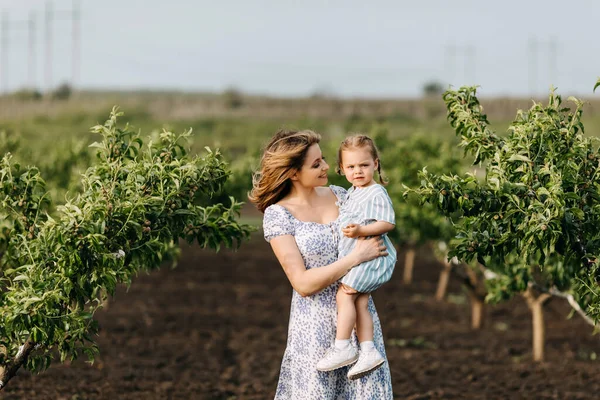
[3,233,600,399]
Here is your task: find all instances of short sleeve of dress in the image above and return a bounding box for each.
[364,186,396,225]
[263,205,295,242]
[329,185,348,204]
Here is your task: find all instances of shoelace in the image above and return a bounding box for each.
[325,346,351,359]
[323,348,338,360]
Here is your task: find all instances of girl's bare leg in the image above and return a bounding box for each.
[316,285,362,372]
[336,285,359,340]
[355,293,373,342]
[347,293,384,380]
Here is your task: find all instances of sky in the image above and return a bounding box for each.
[0,0,599,98]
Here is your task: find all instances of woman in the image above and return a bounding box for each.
[249,129,393,399]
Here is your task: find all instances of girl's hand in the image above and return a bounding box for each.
[340,283,358,294]
[342,224,361,238]
[350,236,387,264]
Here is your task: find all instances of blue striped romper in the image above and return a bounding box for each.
[338,184,397,293]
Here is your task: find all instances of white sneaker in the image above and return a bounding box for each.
[316,346,359,371]
[347,348,385,380]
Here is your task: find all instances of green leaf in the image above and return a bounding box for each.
[508,154,531,163]
[173,209,194,215]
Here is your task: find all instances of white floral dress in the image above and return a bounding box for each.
[263,185,393,400]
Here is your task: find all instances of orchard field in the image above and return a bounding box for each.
[2,230,600,399]
[2,88,600,399]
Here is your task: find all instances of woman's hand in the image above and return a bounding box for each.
[349,235,387,265]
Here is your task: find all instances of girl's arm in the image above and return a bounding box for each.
[342,221,395,238]
[269,235,387,297]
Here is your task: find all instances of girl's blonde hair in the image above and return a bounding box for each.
[249,129,321,213]
[336,134,388,185]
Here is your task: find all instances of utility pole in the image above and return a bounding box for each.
[528,37,537,95]
[465,45,476,85]
[44,0,81,93]
[528,36,559,96]
[0,10,40,93]
[29,11,36,89]
[445,44,476,87]
[0,2,80,95]
[1,11,8,93]
[45,1,53,92]
[445,44,456,86]
[71,0,80,90]
[548,37,557,88]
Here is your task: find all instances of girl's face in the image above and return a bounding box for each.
[340,148,378,188]
[292,143,329,188]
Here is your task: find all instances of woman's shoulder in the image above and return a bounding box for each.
[263,203,295,242]
[328,184,347,192]
[264,202,290,217]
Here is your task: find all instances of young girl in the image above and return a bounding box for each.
[316,134,397,380]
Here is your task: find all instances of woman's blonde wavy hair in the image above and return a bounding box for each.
[249,129,321,213]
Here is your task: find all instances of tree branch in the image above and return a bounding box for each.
[547,287,597,328]
[470,263,597,328]
[0,338,36,391]
[527,278,596,329]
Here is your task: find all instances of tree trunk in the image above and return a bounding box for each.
[0,339,36,390]
[100,290,110,311]
[435,257,453,300]
[466,267,485,329]
[403,247,416,284]
[523,287,551,362]
[468,290,484,329]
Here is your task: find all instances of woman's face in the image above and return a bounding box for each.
[293,143,329,188]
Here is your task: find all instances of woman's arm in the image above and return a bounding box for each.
[269,235,386,297]
[342,221,395,238]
